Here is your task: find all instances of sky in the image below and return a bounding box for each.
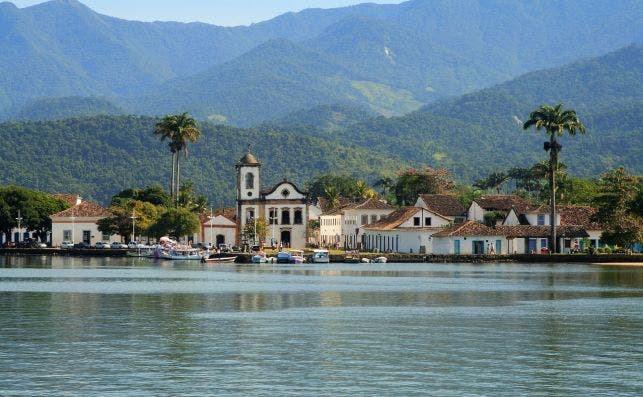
[10,0,404,26]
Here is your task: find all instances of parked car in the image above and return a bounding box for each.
[74,242,91,249]
[111,242,128,249]
[94,241,110,249]
[128,241,148,249]
[192,242,212,250]
[60,241,74,249]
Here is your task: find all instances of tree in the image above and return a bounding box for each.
[154,113,201,205]
[111,185,171,207]
[393,167,455,205]
[474,171,509,193]
[0,186,69,242]
[306,174,376,202]
[523,103,586,253]
[241,217,268,245]
[98,199,164,243]
[177,181,209,213]
[591,167,642,248]
[148,207,200,240]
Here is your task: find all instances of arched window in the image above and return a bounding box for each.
[281,208,290,225]
[293,208,303,224]
[245,172,254,189]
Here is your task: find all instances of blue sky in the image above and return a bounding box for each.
[11,0,404,26]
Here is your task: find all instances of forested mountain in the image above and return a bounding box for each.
[267,45,643,181]
[1,0,641,124]
[0,115,405,205]
[12,97,124,121]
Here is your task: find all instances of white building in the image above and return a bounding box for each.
[198,208,237,247]
[236,152,311,249]
[468,194,531,224]
[319,197,395,249]
[362,206,452,254]
[432,221,507,255]
[415,194,466,223]
[50,197,117,247]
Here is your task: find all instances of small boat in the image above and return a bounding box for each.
[160,247,203,260]
[252,251,267,263]
[373,256,388,263]
[344,250,361,263]
[202,255,237,264]
[276,251,292,263]
[311,249,330,263]
[361,257,371,263]
[289,250,305,264]
[126,247,154,257]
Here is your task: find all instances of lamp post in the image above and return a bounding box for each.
[16,210,22,242]
[209,207,213,248]
[71,215,75,244]
[130,209,137,243]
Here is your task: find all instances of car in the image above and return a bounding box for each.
[94,241,110,249]
[128,241,148,249]
[74,242,91,249]
[60,241,74,249]
[110,242,128,249]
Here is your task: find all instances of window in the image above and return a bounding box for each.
[269,209,277,224]
[537,214,545,225]
[371,215,377,223]
[540,238,548,248]
[245,172,254,189]
[425,217,431,226]
[281,208,290,225]
[281,189,290,198]
[294,209,303,224]
[361,215,369,225]
[413,217,420,226]
[63,230,71,241]
[246,209,255,221]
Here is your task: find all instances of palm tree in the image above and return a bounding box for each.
[523,103,585,253]
[154,113,201,204]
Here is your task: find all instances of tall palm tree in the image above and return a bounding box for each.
[523,103,585,253]
[154,112,201,204]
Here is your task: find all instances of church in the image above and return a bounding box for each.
[236,152,312,248]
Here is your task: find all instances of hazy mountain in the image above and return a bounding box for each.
[1,0,641,124]
[11,96,124,121]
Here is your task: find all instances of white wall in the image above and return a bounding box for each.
[51,217,118,246]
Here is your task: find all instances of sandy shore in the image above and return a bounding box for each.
[591,262,643,266]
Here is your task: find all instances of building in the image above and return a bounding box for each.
[362,206,452,253]
[50,196,117,247]
[432,221,507,255]
[198,208,237,248]
[236,152,311,248]
[319,197,395,249]
[415,194,466,222]
[468,194,531,224]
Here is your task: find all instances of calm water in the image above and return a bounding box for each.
[0,256,641,396]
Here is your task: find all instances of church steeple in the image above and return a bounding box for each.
[236,151,261,201]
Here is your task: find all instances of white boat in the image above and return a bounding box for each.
[126,247,154,257]
[202,255,237,264]
[290,250,305,264]
[160,247,203,260]
[373,256,388,263]
[311,249,330,263]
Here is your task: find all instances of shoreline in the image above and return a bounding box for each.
[1,248,643,264]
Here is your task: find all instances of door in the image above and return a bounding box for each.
[280,230,291,247]
[528,238,537,253]
[454,240,460,255]
[82,230,91,244]
[216,235,225,246]
[495,240,502,255]
[473,240,484,255]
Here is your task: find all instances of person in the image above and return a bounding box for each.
[490,244,495,255]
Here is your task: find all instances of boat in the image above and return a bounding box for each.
[160,247,203,260]
[373,256,388,263]
[252,251,267,263]
[289,250,305,264]
[276,251,292,263]
[311,249,330,263]
[202,255,237,264]
[344,250,361,263]
[126,247,154,257]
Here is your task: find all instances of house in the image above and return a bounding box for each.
[236,152,312,248]
[362,206,452,253]
[431,221,507,255]
[468,194,531,224]
[319,197,395,249]
[197,208,237,248]
[559,205,603,251]
[415,194,466,223]
[50,196,117,247]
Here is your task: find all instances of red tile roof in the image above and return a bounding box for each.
[51,201,111,218]
[432,221,498,237]
[494,225,589,238]
[559,205,601,229]
[474,195,531,212]
[321,197,393,215]
[418,194,466,217]
[51,194,79,206]
[200,208,237,223]
[363,207,422,230]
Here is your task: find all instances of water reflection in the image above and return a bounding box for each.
[0,256,641,396]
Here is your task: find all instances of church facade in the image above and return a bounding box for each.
[236,152,310,248]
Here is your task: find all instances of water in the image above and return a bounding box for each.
[0,256,641,396]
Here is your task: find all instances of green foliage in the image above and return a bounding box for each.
[111,185,171,207]
[242,218,268,245]
[592,167,643,247]
[0,185,69,241]
[148,207,200,240]
[483,211,505,227]
[97,199,164,242]
[306,174,377,203]
[393,167,455,206]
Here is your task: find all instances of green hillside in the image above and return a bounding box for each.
[0,115,405,205]
[267,45,643,181]
[13,96,124,121]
